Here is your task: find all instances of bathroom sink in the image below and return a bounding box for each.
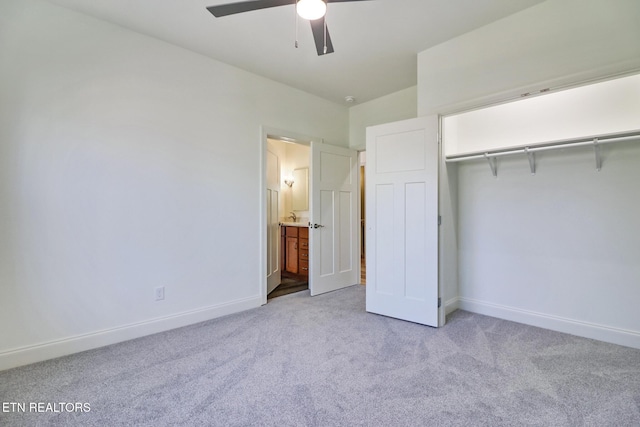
[280,222,306,227]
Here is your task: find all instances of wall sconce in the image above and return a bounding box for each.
[284,175,294,188]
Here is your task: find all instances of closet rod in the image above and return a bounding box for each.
[445,132,640,163]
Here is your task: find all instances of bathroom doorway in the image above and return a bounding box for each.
[261,127,360,304]
[266,136,311,300]
[359,151,366,285]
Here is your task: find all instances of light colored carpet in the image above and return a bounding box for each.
[1,285,639,426]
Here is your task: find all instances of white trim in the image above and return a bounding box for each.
[260,126,322,304]
[0,296,261,371]
[259,127,268,306]
[444,297,459,315]
[437,66,640,118]
[459,297,640,350]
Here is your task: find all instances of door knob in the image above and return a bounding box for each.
[313,223,324,229]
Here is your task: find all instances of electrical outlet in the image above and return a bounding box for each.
[155,286,165,301]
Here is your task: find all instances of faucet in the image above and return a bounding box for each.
[288,212,297,222]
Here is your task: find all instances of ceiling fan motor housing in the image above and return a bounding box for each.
[207,0,371,56]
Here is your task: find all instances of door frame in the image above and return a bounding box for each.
[357,151,366,285]
[259,126,322,305]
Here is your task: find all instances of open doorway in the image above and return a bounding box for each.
[266,136,311,300]
[261,127,360,304]
[359,151,366,285]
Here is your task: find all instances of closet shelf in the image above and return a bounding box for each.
[445,129,640,177]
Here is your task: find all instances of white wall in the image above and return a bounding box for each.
[417,0,640,347]
[268,139,310,223]
[418,0,640,116]
[284,143,310,222]
[457,141,640,347]
[443,73,640,156]
[349,86,417,150]
[0,0,348,370]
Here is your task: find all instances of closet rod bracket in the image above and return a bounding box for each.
[484,153,497,177]
[593,138,602,171]
[525,147,535,175]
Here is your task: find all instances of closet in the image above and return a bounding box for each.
[442,72,640,349]
[442,73,640,173]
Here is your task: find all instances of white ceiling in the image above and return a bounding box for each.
[46,0,545,105]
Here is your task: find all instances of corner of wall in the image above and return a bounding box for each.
[349,86,418,150]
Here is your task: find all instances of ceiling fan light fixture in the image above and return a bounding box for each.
[297,0,327,21]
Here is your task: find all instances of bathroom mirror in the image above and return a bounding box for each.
[291,167,309,211]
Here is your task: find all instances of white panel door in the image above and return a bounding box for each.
[309,142,358,296]
[366,116,440,326]
[266,148,281,295]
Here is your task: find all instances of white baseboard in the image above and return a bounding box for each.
[0,296,262,372]
[444,297,460,315]
[458,297,640,350]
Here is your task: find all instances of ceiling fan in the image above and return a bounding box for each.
[206,0,371,56]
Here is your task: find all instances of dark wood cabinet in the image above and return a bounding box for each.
[298,227,309,276]
[284,226,298,274]
[280,226,285,273]
[282,225,308,277]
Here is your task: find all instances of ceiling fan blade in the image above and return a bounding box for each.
[310,17,334,56]
[207,0,292,17]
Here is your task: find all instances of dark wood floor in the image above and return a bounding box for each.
[267,272,308,300]
[269,257,366,300]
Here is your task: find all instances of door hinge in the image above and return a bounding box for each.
[438,215,442,226]
[438,297,442,308]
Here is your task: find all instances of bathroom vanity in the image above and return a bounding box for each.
[280,224,309,276]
